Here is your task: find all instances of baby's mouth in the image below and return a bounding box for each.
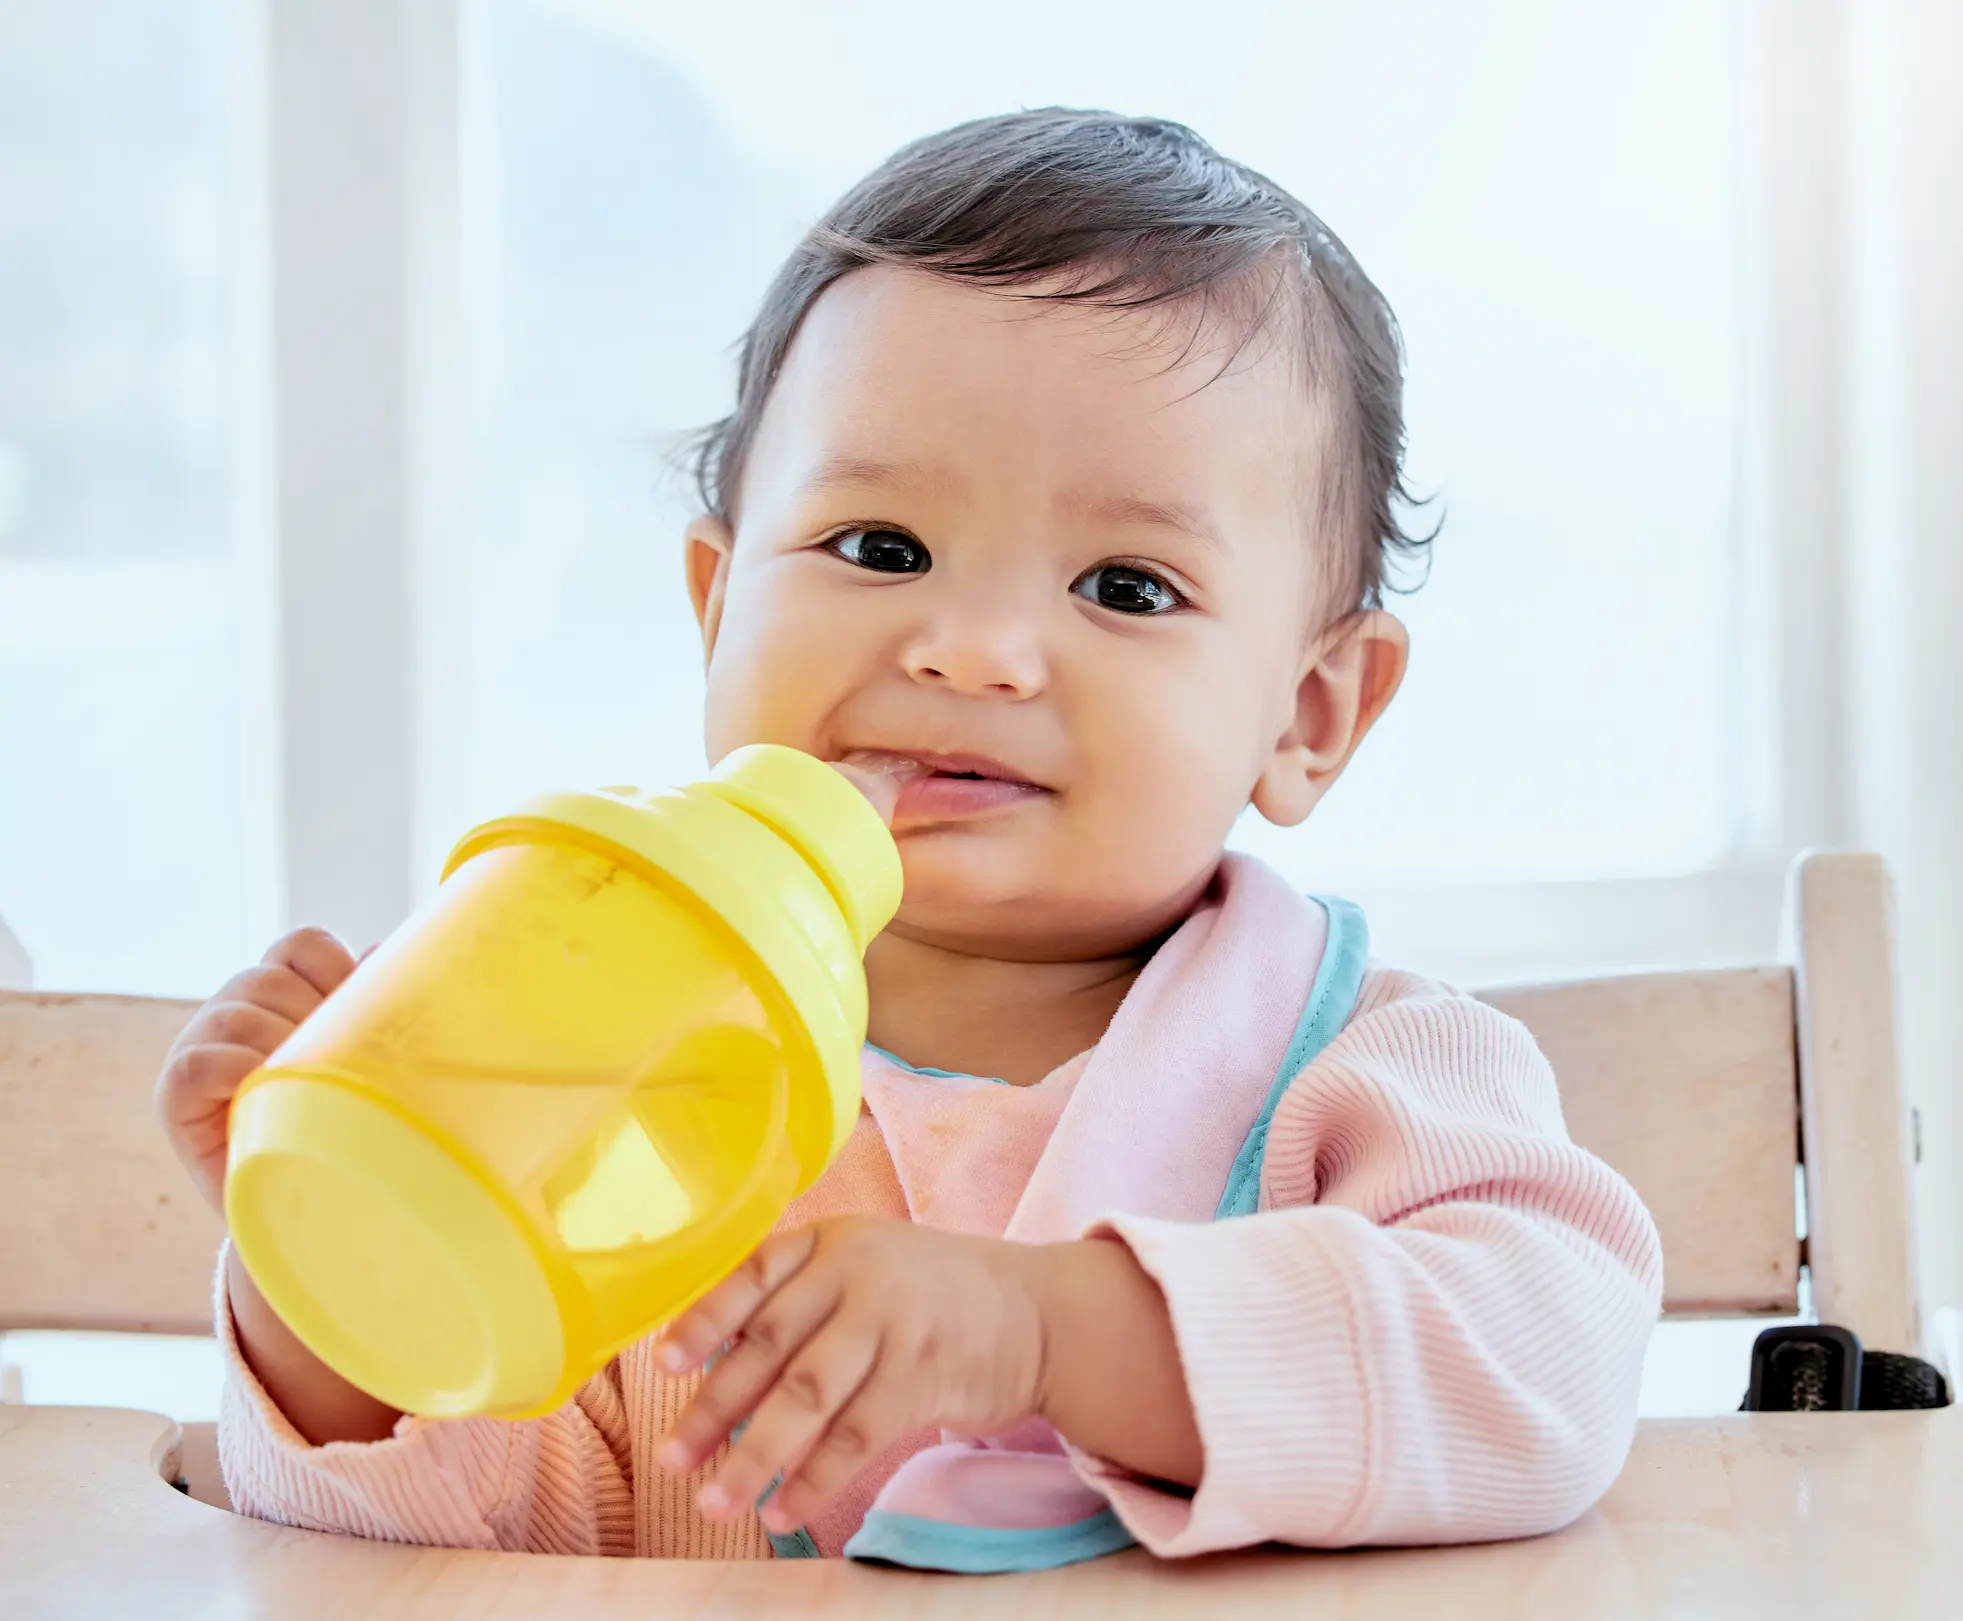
[839,749,1050,823]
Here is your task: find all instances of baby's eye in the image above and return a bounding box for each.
[1071,564,1183,616]
[827,528,931,574]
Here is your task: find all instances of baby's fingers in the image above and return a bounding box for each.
[219,960,333,1028]
[187,998,299,1059]
[658,1262,839,1474]
[772,1380,912,1528]
[157,997,291,1131]
[155,1041,267,1209]
[654,1226,819,1375]
[164,1040,270,1106]
[701,1322,881,1525]
[264,926,359,999]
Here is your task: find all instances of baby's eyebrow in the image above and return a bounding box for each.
[1063,491,1230,555]
[796,454,961,501]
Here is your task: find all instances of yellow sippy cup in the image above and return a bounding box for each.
[223,744,901,1420]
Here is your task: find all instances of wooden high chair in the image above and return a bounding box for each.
[0,851,1950,1620]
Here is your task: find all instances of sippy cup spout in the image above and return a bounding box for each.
[829,751,923,828]
[696,746,906,952]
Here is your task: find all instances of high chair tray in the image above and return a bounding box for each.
[2,1403,1958,1618]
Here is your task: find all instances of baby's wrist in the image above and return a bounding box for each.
[1021,1237,1133,1426]
[227,1247,403,1445]
[1020,1235,1203,1484]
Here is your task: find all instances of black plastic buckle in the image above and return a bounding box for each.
[1744,1325,1862,1412]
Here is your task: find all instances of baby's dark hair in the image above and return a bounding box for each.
[691,108,1429,612]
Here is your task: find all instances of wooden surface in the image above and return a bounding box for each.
[0,991,215,1335]
[1,1403,1957,1618]
[1787,853,1922,1353]
[1481,967,1801,1318]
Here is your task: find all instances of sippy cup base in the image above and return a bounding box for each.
[228,1076,568,1419]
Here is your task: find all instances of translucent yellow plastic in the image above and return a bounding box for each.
[224,745,901,1420]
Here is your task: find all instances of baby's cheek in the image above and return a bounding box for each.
[701,580,845,757]
[1098,690,1254,837]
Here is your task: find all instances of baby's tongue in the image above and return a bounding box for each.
[831,751,928,826]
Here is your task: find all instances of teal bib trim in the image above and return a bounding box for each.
[1215,895,1369,1220]
[757,1467,820,1556]
[766,1524,821,1559]
[865,1042,1008,1086]
[845,1506,1134,1572]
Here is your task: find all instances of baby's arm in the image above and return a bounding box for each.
[1069,967,1663,1555]
[217,1247,638,1553]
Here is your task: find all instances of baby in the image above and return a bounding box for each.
[159,109,1661,1568]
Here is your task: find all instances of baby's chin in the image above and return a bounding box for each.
[885,841,1211,962]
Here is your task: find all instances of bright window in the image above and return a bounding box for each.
[0,0,277,997]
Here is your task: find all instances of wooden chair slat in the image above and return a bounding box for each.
[1481,967,1800,1320]
[0,992,217,1336]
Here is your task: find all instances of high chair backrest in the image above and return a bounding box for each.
[0,992,216,1337]
[1479,851,1920,1354]
[0,852,1923,1355]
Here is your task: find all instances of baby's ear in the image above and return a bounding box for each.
[686,516,735,662]
[1249,610,1409,828]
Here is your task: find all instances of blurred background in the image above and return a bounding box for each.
[2,0,1959,1424]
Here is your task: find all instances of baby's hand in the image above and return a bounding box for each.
[155,928,359,1215]
[652,1217,1049,1533]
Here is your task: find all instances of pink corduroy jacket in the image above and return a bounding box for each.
[217,856,1664,1564]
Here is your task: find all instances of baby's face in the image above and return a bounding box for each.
[691,267,1388,959]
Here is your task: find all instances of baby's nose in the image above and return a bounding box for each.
[901,613,1047,700]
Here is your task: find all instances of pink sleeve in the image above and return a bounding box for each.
[214,1247,635,1554]
[1082,968,1663,1556]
